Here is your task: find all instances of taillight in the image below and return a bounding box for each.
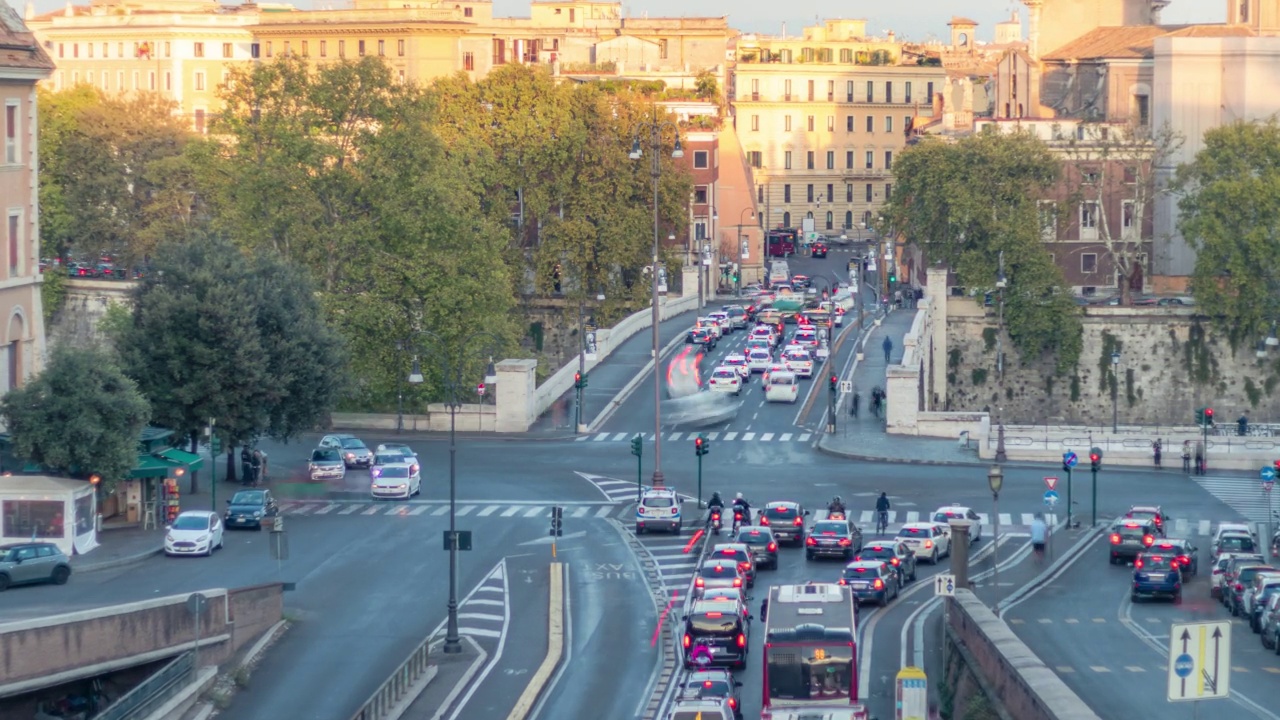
[873,578,885,590]
[924,540,934,549]
[729,698,737,709]
[639,507,647,515]
[838,579,848,585]
[733,578,742,587]
[696,577,704,587]
[767,542,777,552]
[1179,556,1190,566]
[1134,559,1144,569]
[739,562,751,572]
[683,634,692,648]
[1171,561,1180,570]
[737,633,746,648]
[1143,535,1155,547]
[759,516,770,525]
[806,537,818,546]
[891,558,900,566]
[711,513,720,521]
[839,538,852,547]
[1236,583,1244,591]
[1110,534,1122,544]
[793,517,804,526]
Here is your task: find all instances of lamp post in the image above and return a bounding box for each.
[629,106,684,489]
[734,208,755,296]
[994,252,1008,463]
[396,340,406,434]
[988,464,1004,608]
[1110,350,1121,433]
[576,288,605,432]
[406,330,502,654]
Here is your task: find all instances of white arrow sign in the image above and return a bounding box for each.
[934,573,956,597]
[1168,621,1231,702]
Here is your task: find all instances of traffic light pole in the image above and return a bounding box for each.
[697,452,703,509]
[1091,468,1098,527]
[1065,467,1072,529]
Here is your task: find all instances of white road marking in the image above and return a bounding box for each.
[338,505,362,515]
[571,507,590,518]
[501,507,522,517]
[478,506,500,517]
[779,433,792,441]
[669,432,683,442]
[593,433,610,442]
[596,506,614,518]
[457,627,501,638]
[408,506,431,516]
[612,432,628,441]
[524,507,547,518]
[706,432,719,440]
[456,506,475,516]
[362,506,381,515]
[798,433,812,441]
[432,506,450,516]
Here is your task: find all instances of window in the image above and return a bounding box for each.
[885,183,892,199]
[694,186,709,204]
[301,41,309,58]
[194,109,205,134]
[659,39,668,59]
[164,41,171,58]
[865,151,874,169]
[845,151,853,169]
[1080,202,1099,238]
[1081,253,1098,274]
[1122,200,1136,237]
[73,44,78,59]
[251,42,260,59]
[806,151,815,170]
[807,115,814,132]
[57,43,63,59]
[827,115,834,132]
[1123,166,1137,184]
[750,78,759,100]
[927,81,934,100]
[826,211,834,230]
[751,114,759,131]
[807,184,814,203]
[463,52,475,71]
[223,42,233,58]
[748,151,762,168]
[846,80,854,102]
[132,71,139,90]
[164,71,172,91]
[784,151,792,170]
[194,41,204,58]
[905,81,912,104]
[866,116,874,133]
[339,40,346,58]
[846,115,854,132]
[87,42,93,58]
[866,81,874,102]
[266,41,273,58]
[845,210,853,229]
[784,185,792,203]
[785,116,792,132]
[884,150,893,169]
[194,71,206,91]
[846,183,853,202]
[758,185,764,203]
[4,102,17,165]
[885,81,893,103]
[827,80,835,101]
[378,39,385,56]
[117,42,123,58]
[885,116,893,133]
[1038,201,1057,241]
[283,41,293,57]
[398,39,406,56]
[1135,94,1150,126]
[807,80,815,101]
[865,184,873,202]
[783,211,791,227]
[693,150,709,169]
[840,48,853,63]
[358,40,366,57]
[1081,168,1099,184]
[826,183,834,202]
[148,71,155,90]
[222,71,230,87]
[8,211,19,275]
[826,151,835,170]
[784,79,792,101]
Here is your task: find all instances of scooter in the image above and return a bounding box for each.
[710,510,723,536]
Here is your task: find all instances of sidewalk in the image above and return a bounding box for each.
[820,308,981,466]
[529,306,702,433]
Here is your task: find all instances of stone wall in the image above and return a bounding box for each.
[46,279,134,351]
[942,300,1280,425]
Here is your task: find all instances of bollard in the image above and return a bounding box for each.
[948,519,972,589]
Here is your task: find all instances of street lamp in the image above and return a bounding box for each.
[576,287,606,432]
[735,208,755,296]
[987,464,1004,608]
[629,105,683,489]
[1110,350,1121,433]
[994,252,1008,463]
[396,340,406,434]
[406,330,502,654]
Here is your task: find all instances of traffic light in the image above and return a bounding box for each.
[1196,407,1215,427]
[630,434,643,458]
[695,433,710,456]
[889,270,897,284]
[1205,407,1214,426]
[1090,447,1103,472]
[829,375,838,392]
[549,506,563,537]
[574,371,588,390]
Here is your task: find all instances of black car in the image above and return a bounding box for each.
[1151,539,1199,576]
[225,489,279,530]
[677,669,744,720]
[682,599,752,670]
[811,243,828,258]
[758,502,808,545]
[734,526,779,570]
[840,560,901,606]
[1108,519,1158,565]
[855,541,918,583]
[805,518,864,561]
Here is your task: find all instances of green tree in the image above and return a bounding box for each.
[0,345,149,487]
[881,130,1082,372]
[694,70,719,101]
[1176,119,1280,349]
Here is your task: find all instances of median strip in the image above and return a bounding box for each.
[505,562,565,720]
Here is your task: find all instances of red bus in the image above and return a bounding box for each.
[767,229,798,257]
[760,583,870,720]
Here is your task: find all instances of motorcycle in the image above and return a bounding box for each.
[710,510,723,535]
[733,505,751,531]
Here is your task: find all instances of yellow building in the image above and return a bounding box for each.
[733,20,946,236]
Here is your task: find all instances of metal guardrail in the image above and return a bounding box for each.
[349,625,436,720]
[96,652,194,720]
[987,434,1280,454]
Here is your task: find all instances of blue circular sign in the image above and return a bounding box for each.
[1262,466,1277,482]
[1174,653,1194,678]
[1064,452,1078,468]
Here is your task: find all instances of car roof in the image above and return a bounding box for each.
[686,668,734,680]
[712,542,750,552]
[699,560,739,572]
[900,522,936,530]
[327,433,358,439]
[0,542,55,550]
[176,510,216,518]
[1128,505,1161,513]
[845,560,886,570]
[861,542,902,552]
[737,525,772,536]
[934,505,972,513]
[765,501,799,509]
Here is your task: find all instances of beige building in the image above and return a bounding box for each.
[0,2,53,394]
[733,19,945,236]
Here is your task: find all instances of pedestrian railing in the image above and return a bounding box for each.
[349,633,437,720]
[987,433,1280,455]
[96,652,194,720]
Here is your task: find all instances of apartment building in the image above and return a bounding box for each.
[0,3,54,393]
[733,20,945,237]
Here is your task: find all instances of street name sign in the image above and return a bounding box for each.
[934,573,956,597]
[1044,476,1059,491]
[1167,621,1231,702]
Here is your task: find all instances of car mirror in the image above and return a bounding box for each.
[225,499,231,504]
[681,615,689,622]
[748,614,755,620]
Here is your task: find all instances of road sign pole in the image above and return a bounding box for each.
[1066,467,1073,529]
[697,453,703,509]
[1091,468,1098,527]
[636,452,643,505]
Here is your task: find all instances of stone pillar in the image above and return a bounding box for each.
[682,265,700,301]
[948,519,973,589]
[494,359,537,433]
[885,362,918,434]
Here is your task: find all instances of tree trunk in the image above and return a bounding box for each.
[188,431,199,494]
[226,449,237,483]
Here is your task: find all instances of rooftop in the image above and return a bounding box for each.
[1042,23,1256,61]
[0,1,55,70]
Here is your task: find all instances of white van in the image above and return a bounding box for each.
[765,371,799,403]
[769,261,790,286]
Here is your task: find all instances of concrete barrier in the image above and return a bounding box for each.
[506,562,565,720]
[946,589,1101,720]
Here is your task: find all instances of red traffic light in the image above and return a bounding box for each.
[1089,453,1100,462]
[830,376,838,384]
[695,437,704,447]
[574,372,581,383]
[1205,408,1214,418]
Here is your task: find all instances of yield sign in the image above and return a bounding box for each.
[1044,476,1059,491]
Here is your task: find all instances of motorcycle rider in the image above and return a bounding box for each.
[733,493,752,526]
[828,496,847,515]
[707,492,725,529]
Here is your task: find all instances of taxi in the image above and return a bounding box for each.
[722,353,751,380]
[764,371,799,403]
[781,348,814,378]
[749,325,777,347]
[708,367,743,396]
[1132,549,1183,603]
[896,523,950,564]
[761,362,790,386]
[930,505,984,543]
[747,349,773,374]
[1108,519,1157,564]
[790,328,820,352]
[695,317,723,340]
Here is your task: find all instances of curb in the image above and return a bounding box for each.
[75,546,163,573]
[506,562,565,720]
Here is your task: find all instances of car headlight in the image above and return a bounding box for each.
[165,534,174,543]
[196,535,209,543]
[254,511,263,518]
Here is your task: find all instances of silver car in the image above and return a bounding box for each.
[309,448,346,481]
[320,434,373,468]
[0,542,72,591]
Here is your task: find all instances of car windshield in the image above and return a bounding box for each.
[1219,536,1256,553]
[340,438,366,450]
[713,370,737,379]
[898,527,930,538]
[1239,567,1275,584]
[231,491,264,505]
[311,449,340,462]
[683,679,732,698]
[725,357,745,365]
[700,563,736,577]
[765,506,796,519]
[375,453,403,465]
[688,609,739,634]
[644,496,674,508]
[771,376,796,385]
[737,529,771,544]
[843,565,881,579]
[784,352,809,361]
[172,515,208,530]
[377,466,410,478]
[1116,524,1148,538]
[933,511,965,521]
[814,522,848,535]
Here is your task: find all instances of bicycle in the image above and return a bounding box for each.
[876,510,889,535]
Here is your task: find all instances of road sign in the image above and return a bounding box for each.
[1044,476,1059,491]
[895,666,928,720]
[1167,621,1231,702]
[934,573,955,597]
[443,530,473,551]
[1044,490,1060,507]
[1063,451,1078,468]
[1263,466,1277,482]
[840,380,853,394]
[1267,481,1275,493]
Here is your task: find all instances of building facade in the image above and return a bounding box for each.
[732,20,945,238]
[0,3,54,394]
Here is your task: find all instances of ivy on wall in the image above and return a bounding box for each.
[1184,323,1216,385]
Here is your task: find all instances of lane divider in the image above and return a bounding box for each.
[506,563,565,720]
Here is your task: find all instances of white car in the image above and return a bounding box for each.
[765,371,799,403]
[782,349,814,378]
[165,511,224,557]
[707,311,733,333]
[371,462,422,499]
[722,353,750,380]
[375,443,418,462]
[1213,523,1258,555]
[931,505,984,543]
[708,367,743,395]
[747,349,773,373]
[637,488,682,534]
[762,362,790,385]
[696,318,723,339]
[749,326,776,345]
[1212,552,1265,598]
[791,329,819,351]
[897,522,951,564]
[819,301,846,326]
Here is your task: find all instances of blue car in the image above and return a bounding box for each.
[1132,551,1183,603]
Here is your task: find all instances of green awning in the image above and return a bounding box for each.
[157,448,204,472]
[130,455,173,480]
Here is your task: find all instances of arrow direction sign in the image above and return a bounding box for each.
[1262,466,1277,483]
[1168,621,1231,702]
[1043,490,1059,508]
[1044,476,1059,491]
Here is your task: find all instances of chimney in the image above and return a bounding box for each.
[24,1,34,19]
[1022,0,1043,59]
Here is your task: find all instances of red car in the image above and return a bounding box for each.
[812,243,828,258]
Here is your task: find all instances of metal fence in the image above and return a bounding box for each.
[349,630,436,720]
[96,652,194,720]
[987,432,1280,455]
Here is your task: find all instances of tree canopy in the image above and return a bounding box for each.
[1,345,149,486]
[880,130,1083,372]
[1176,119,1280,350]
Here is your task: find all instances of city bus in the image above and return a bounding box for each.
[767,229,798,257]
[761,583,870,720]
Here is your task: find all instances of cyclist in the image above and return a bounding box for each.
[875,492,891,533]
[1030,513,1048,560]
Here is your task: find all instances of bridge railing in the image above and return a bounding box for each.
[96,651,194,720]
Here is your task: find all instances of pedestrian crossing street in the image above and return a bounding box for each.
[277,499,625,520]
[576,431,814,444]
[1192,475,1280,523]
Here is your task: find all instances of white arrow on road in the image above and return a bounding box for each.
[519,531,587,546]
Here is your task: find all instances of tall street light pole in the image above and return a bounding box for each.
[995,252,1008,463]
[630,105,683,489]
[988,464,1004,609]
[406,330,501,654]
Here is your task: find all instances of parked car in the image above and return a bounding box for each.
[0,542,72,591]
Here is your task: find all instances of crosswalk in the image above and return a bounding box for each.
[277,499,625,520]
[452,562,508,641]
[576,472,697,504]
[636,534,704,590]
[1192,475,1280,523]
[576,431,814,444]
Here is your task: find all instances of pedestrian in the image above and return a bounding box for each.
[1152,439,1162,469]
[882,335,893,364]
[250,448,263,485]
[1239,412,1250,437]
[1181,441,1192,473]
[240,447,253,486]
[760,596,769,623]
[893,290,902,309]
[850,391,861,418]
[1194,441,1205,476]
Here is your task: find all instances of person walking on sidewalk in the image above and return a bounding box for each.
[1194,441,1205,476]
[882,335,893,364]
[1181,441,1192,473]
[850,389,860,418]
[1152,439,1162,469]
